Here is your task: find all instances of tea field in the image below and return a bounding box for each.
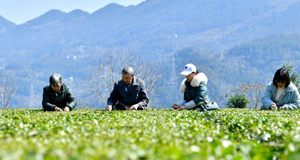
[0,108,300,160]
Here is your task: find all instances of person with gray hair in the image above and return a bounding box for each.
[42,73,77,111]
[106,66,149,111]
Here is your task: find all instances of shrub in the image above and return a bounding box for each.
[226,94,250,108]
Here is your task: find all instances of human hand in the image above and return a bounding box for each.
[172,104,180,109]
[64,106,70,112]
[280,106,286,110]
[54,106,63,112]
[270,104,277,110]
[178,106,186,111]
[106,105,112,111]
[130,104,139,110]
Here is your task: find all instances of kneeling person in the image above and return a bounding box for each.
[42,73,77,111]
[106,66,149,111]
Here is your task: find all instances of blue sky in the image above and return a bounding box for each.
[0,0,145,24]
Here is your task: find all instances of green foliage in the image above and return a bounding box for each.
[1,109,300,159]
[216,83,264,109]
[283,64,300,90]
[227,94,250,108]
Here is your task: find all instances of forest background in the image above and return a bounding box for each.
[0,0,300,109]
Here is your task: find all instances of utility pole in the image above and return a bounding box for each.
[169,34,179,102]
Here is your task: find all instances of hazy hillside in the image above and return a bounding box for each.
[0,16,16,33]
[226,34,300,67]
[224,33,300,80]
[1,0,299,56]
[0,0,300,108]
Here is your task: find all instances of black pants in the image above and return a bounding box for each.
[112,103,143,110]
[113,103,130,110]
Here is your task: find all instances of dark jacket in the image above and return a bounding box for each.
[177,73,218,111]
[107,77,149,110]
[42,83,77,111]
[184,81,210,108]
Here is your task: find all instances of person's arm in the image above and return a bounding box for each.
[42,87,55,111]
[282,90,300,110]
[107,83,119,107]
[65,85,77,110]
[261,84,275,110]
[172,99,186,109]
[137,81,149,110]
[185,82,208,110]
[175,100,186,106]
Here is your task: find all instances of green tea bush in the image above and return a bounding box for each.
[226,94,250,108]
[1,108,300,159]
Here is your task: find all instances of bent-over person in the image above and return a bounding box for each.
[172,63,218,111]
[42,73,77,111]
[106,66,149,111]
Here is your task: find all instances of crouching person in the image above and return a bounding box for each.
[172,63,218,111]
[261,68,300,110]
[42,73,77,111]
[106,66,149,111]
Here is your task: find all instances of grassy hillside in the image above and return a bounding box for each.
[0,109,300,159]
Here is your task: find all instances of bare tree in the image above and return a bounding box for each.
[214,83,265,109]
[88,50,162,105]
[233,83,265,109]
[0,75,18,109]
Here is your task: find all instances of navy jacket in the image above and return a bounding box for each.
[42,84,77,111]
[107,77,149,110]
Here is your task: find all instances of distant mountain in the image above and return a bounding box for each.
[225,33,300,68]
[24,9,89,26]
[0,15,16,33]
[93,3,127,14]
[25,9,67,26]
[1,0,300,55]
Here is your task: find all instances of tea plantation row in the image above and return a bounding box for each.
[0,109,299,160]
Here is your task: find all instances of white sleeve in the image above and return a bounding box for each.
[176,100,186,106]
[185,100,196,109]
